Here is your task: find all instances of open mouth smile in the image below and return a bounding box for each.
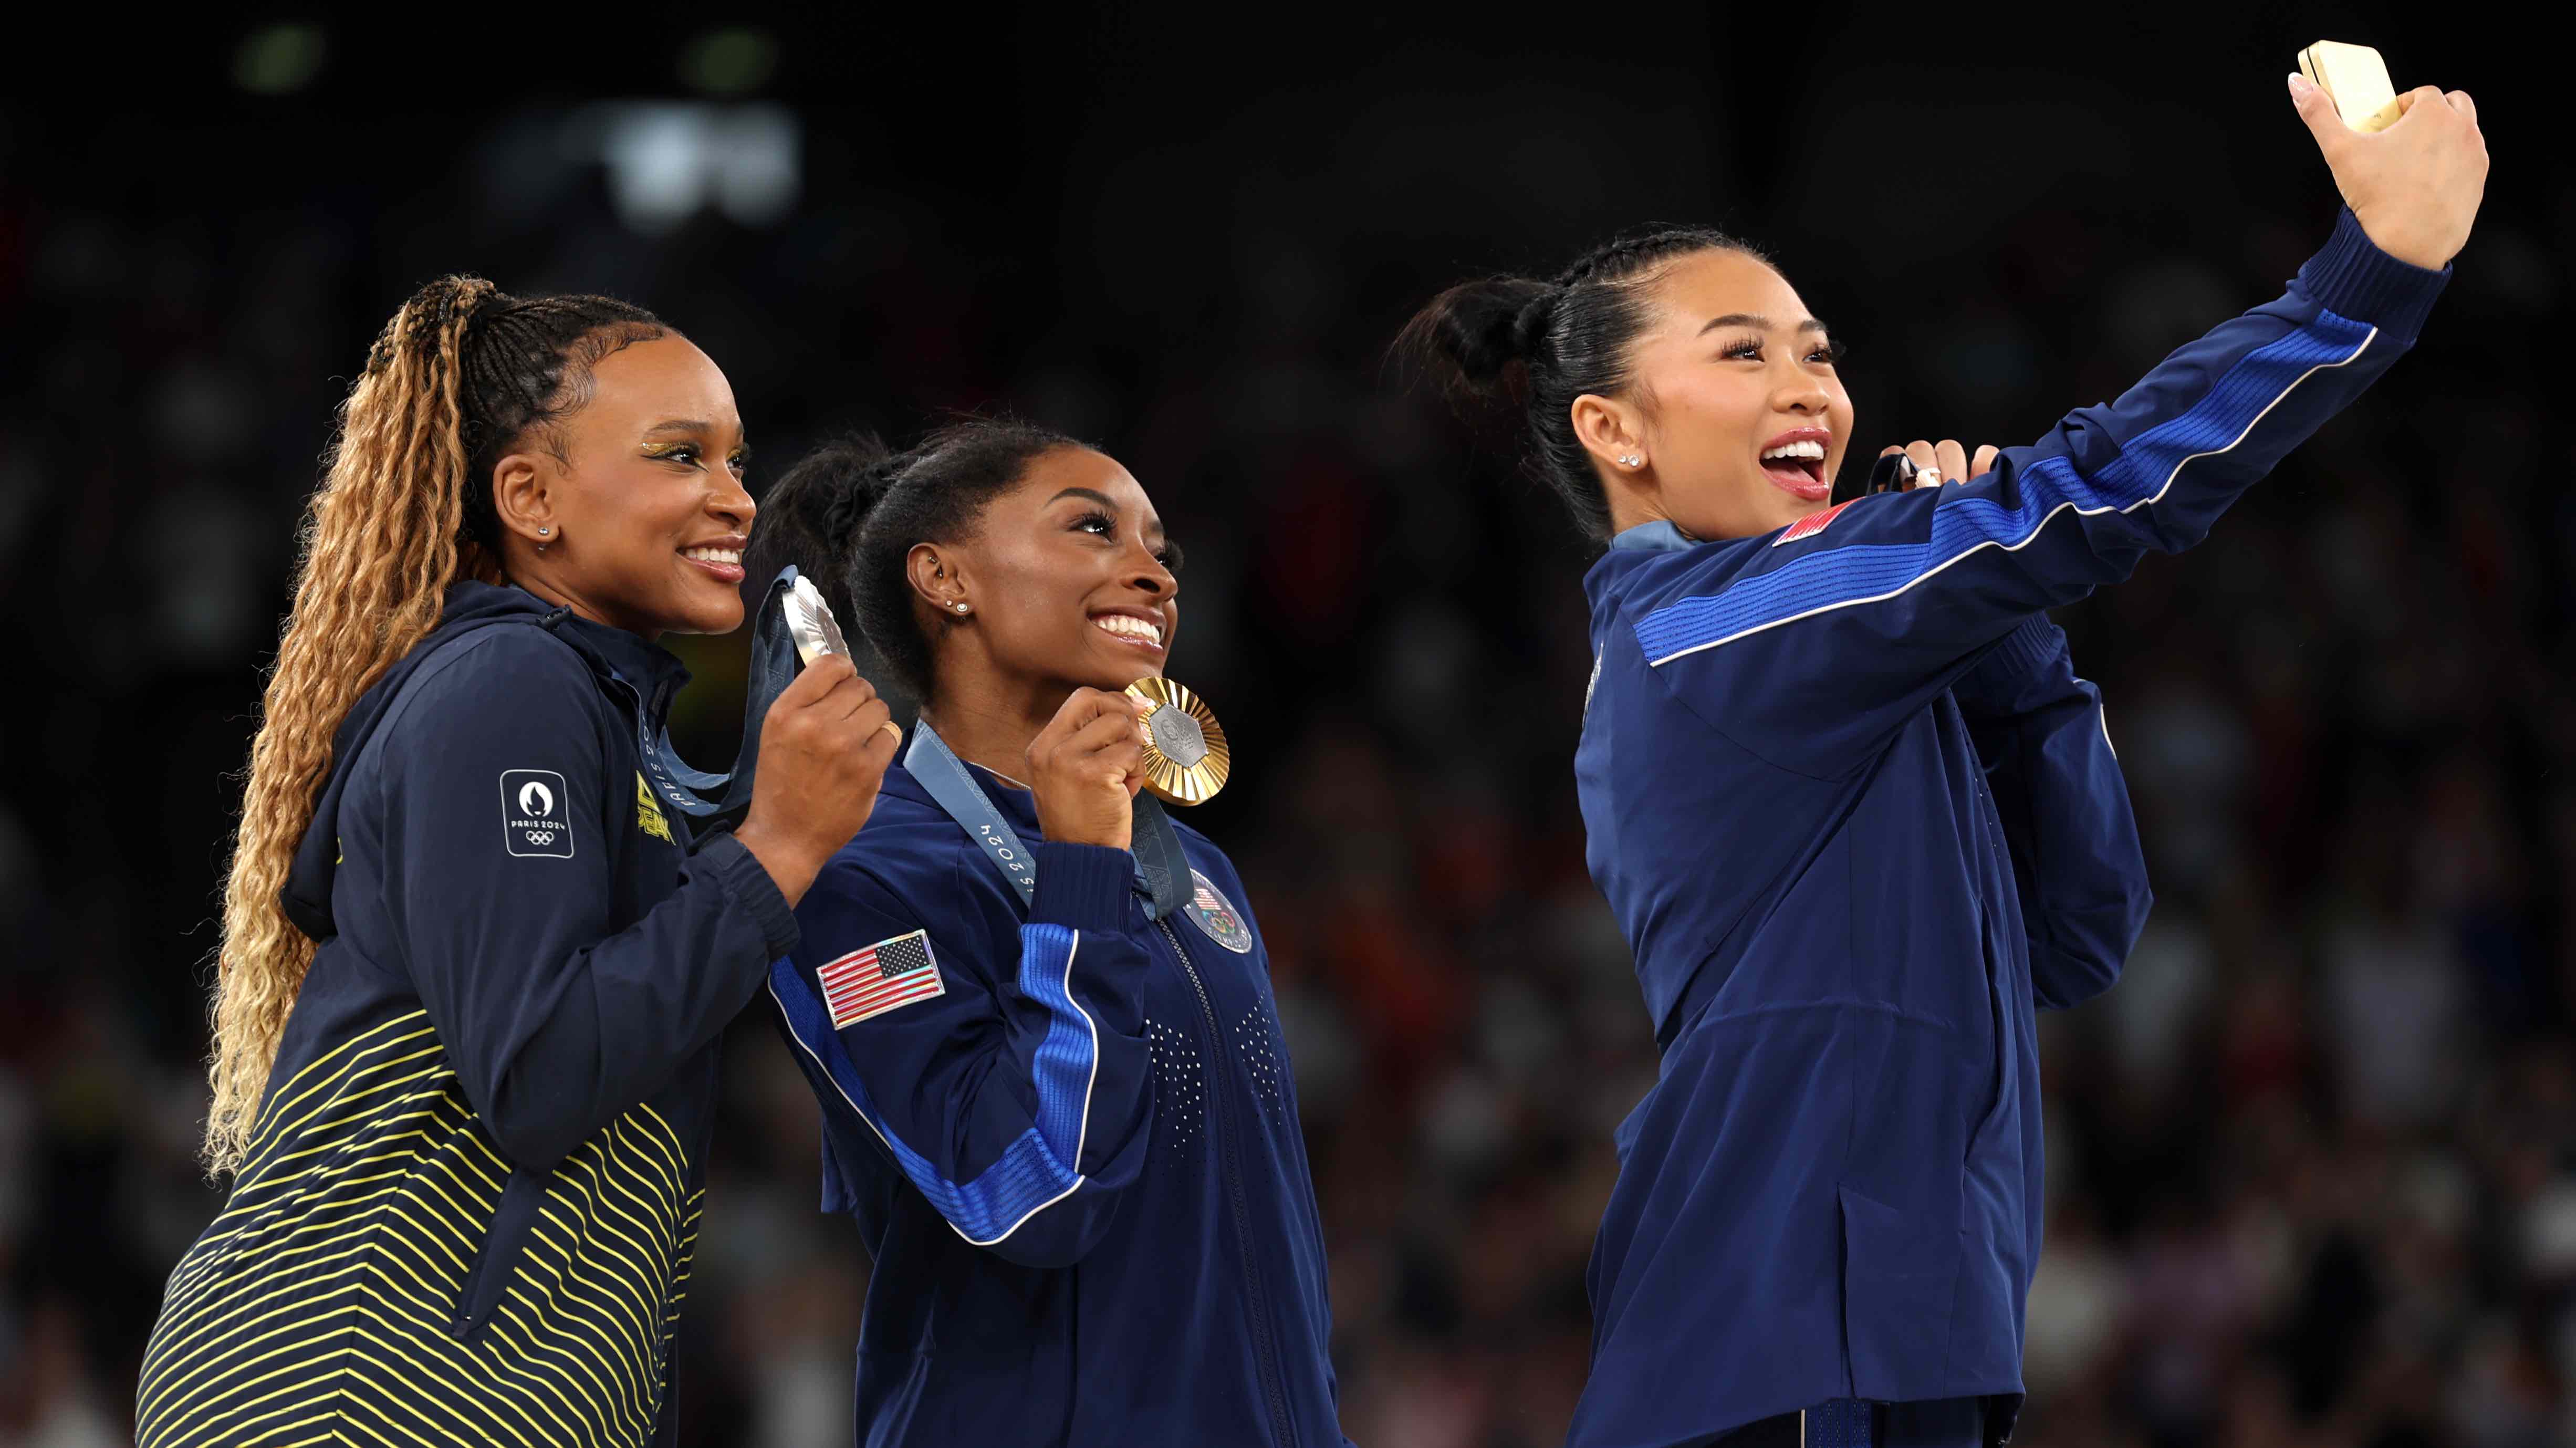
[1759,429,1832,503]
[1091,609,1167,653]
[681,539,745,584]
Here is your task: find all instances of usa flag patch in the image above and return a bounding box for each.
[818,930,946,1028]
[1774,500,1854,545]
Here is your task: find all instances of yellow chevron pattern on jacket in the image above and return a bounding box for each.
[135,1009,704,1448]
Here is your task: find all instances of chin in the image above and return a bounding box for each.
[664,604,746,637]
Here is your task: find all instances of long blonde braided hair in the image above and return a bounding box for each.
[204,275,662,1174]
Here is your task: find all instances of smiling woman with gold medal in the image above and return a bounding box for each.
[743,420,1348,1447]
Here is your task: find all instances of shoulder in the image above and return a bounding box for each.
[806,794,983,926]
[1584,535,1770,620]
[382,622,601,736]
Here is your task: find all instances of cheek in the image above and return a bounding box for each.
[1656,374,1768,460]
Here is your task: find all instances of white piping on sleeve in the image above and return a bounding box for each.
[1645,327,2378,668]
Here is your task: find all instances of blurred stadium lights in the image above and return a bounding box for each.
[575,102,801,235]
[231,23,326,95]
[677,27,780,97]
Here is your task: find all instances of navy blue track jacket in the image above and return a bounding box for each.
[138,582,799,1448]
[1566,214,2447,1448]
[767,761,1351,1447]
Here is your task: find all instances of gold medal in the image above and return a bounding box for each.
[1124,677,1229,806]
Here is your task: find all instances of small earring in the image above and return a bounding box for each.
[1619,454,1643,468]
[537,526,550,535]
[952,602,969,614]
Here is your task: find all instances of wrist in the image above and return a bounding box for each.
[734,820,824,908]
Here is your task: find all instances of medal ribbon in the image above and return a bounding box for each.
[611,568,805,828]
[907,720,1187,922]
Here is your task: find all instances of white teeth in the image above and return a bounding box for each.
[1093,614,1164,647]
[682,547,742,565]
[1761,439,1827,462]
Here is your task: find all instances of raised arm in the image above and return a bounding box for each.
[380,630,802,1170]
[1634,77,2485,774]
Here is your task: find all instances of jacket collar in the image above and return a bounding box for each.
[466,584,696,725]
[1609,520,1700,554]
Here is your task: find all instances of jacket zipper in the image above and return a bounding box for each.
[1157,916,1296,1448]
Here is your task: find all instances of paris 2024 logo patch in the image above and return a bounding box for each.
[1182,869,1255,954]
[501,769,575,858]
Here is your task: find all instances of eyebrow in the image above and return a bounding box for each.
[1696,313,1831,336]
[1049,486,1165,528]
[1050,485,1174,551]
[641,419,749,455]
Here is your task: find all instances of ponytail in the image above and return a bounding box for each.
[204,276,664,1175]
[1397,226,1767,541]
[747,418,1078,702]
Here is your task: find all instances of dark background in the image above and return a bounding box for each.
[3,6,2568,1445]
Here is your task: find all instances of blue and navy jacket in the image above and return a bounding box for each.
[1566,214,2447,1448]
[138,582,799,1448]
[768,761,1351,1447]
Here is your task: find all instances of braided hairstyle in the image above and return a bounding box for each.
[206,276,664,1175]
[1399,226,1767,540]
[746,418,1081,702]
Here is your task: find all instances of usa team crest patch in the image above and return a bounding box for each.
[818,930,946,1027]
[1182,870,1255,954]
[1774,499,1854,545]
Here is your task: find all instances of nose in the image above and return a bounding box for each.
[1774,372,1833,416]
[1125,539,1177,600]
[708,467,754,530]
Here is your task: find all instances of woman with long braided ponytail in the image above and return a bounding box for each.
[1401,72,2486,1448]
[139,277,895,1447]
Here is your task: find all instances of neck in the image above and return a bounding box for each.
[919,674,1068,788]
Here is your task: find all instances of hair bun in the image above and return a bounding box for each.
[1395,275,1557,399]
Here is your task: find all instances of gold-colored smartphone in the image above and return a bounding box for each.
[2299,40,2406,132]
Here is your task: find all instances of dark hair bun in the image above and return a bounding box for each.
[1398,276,1558,396]
[744,431,901,636]
[744,415,1079,701]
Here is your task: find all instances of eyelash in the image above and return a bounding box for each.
[1721,339,1844,364]
[645,444,747,475]
[1073,508,1182,568]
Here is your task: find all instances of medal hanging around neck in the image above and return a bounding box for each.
[1125,678,1229,806]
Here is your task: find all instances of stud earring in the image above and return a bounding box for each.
[952,602,969,614]
[537,526,550,535]
[1619,454,1643,468]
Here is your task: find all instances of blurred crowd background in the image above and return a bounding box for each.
[3,8,2565,1446]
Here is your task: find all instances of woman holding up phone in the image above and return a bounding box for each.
[744,421,1351,1447]
[1402,76,2487,1448]
[137,277,895,1448]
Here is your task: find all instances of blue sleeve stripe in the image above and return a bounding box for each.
[1632,309,2378,665]
[765,921,1102,1246]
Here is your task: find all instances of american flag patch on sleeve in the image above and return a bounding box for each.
[818,930,946,1028]
[1774,499,1855,546]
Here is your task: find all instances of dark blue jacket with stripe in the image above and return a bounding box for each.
[768,760,1350,1447]
[138,584,800,1448]
[1565,214,2448,1448]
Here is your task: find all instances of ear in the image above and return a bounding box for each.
[1571,393,1648,477]
[905,541,971,617]
[488,450,557,547]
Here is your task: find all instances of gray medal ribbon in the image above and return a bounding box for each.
[906,720,1187,922]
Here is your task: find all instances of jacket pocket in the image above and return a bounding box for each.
[450,1167,548,1343]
